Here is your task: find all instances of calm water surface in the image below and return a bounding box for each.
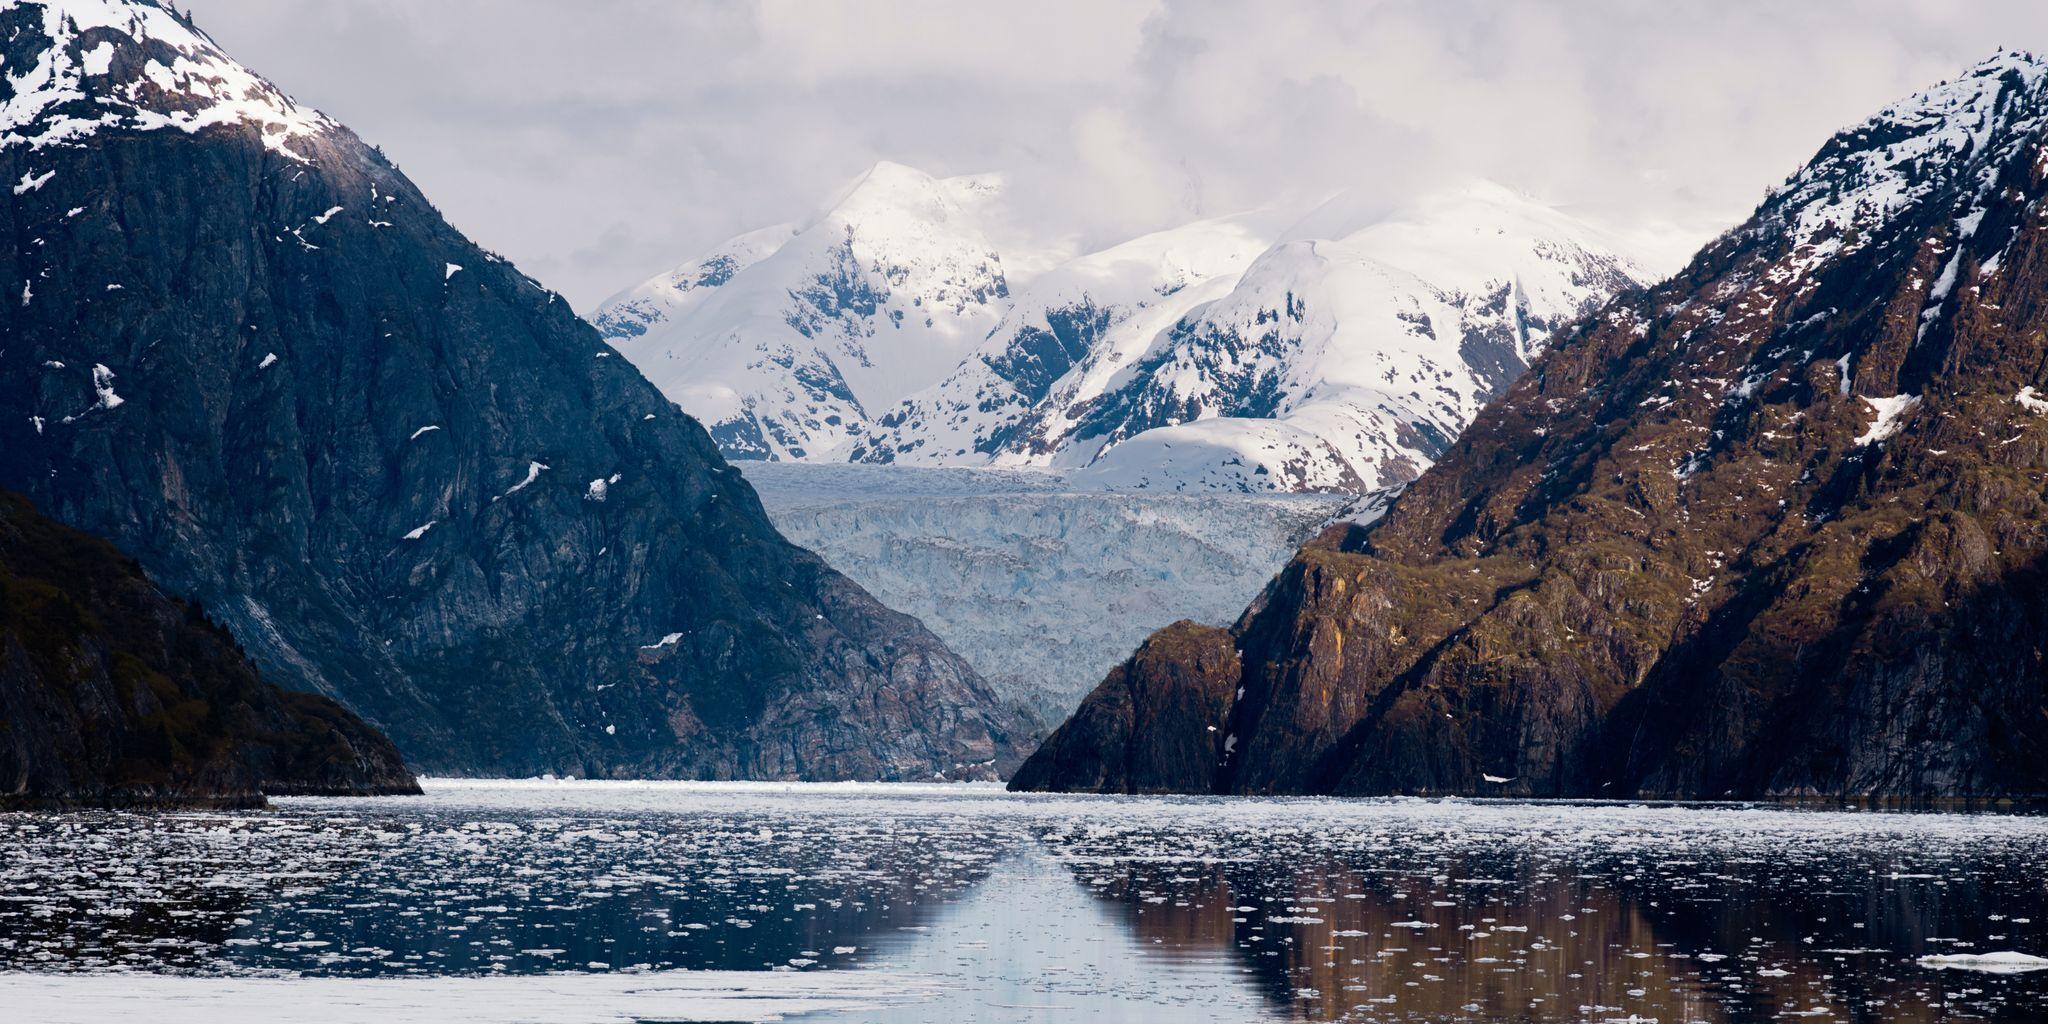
[1,780,2044,1022]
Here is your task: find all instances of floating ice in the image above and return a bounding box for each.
[0,970,938,1024]
[1918,951,2048,974]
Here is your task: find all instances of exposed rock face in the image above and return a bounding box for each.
[1015,53,2048,801]
[1005,621,1239,794]
[0,490,417,807]
[0,0,1026,780]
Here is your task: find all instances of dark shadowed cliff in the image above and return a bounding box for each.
[0,489,417,807]
[0,0,1027,779]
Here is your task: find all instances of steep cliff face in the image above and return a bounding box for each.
[0,0,1026,780]
[0,490,417,807]
[1016,53,2048,801]
[1004,621,1240,794]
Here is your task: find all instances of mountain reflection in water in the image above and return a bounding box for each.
[1049,827,2046,1022]
[0,781,2041,1023]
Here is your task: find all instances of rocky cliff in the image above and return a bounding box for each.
[0,490,417,807]
[0,0,1026,780]
[1016,53,2048,801]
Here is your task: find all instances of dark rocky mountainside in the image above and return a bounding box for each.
[1017,53,2048,800]
[0,490,417,807]
[0,0,1027,779]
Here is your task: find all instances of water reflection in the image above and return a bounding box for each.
[1041,812,2048,1021]
[0,784,2043,1023]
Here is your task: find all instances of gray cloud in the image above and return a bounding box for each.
[184,0,2048,307]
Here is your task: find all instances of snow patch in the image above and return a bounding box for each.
[1853,394,1920,446]
[640,632,685,652]
[493,461,548,501]
[89,363,122,409]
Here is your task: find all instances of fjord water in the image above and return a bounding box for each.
[0,782,2043,1022]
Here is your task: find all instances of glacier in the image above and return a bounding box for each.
[738,462,1350,726]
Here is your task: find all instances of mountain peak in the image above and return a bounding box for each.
[811,160,947,225]
[806,160,1007,236]
[1763,49,2048,262]
[1,0,334,161]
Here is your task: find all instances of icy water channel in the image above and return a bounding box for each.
[1,781,2045,1022]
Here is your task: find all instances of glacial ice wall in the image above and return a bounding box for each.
[739,463,1349,728]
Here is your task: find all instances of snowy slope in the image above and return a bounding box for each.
[0,0,334,161]
[587,224,794,342]
[592,162,1013,460]
[848,209,1286,465]
[1022,183,1651,492]
[597,173,1646,493]
[738,462,1350,726]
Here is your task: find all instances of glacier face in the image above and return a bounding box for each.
[737,462,1350,727]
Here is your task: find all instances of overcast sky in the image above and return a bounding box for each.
[184,0,2048,309]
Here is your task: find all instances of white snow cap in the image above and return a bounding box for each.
[0,0,336,161]
[598,165,1646,494]
[590,160,1016,461]
[1769,51,2048,256]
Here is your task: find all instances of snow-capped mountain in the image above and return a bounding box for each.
[587,223,795,342]
[602,174,1647,493]
[976,183,1651,492]
[847,209,1287,465]
[593,161,1013,460]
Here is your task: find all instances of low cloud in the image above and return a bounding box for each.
[189,0,2048,307]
